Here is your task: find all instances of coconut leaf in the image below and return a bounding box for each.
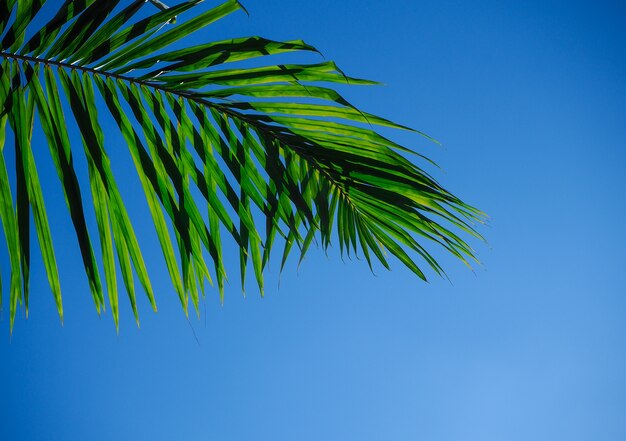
[0,0,485,331]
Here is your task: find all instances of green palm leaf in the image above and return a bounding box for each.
[0,0,485,331]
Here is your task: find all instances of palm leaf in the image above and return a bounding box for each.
[0,0,485,331]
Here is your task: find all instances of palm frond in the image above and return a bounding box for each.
[0,0,485,331]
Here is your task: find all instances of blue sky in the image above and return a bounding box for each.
[1,0,626,440]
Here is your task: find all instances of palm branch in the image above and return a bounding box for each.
[0,0,485,331]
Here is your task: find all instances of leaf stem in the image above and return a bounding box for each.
[0,51,361,212]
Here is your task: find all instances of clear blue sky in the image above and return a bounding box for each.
[2,1,626,440]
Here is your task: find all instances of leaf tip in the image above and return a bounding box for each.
[235,0,250,16]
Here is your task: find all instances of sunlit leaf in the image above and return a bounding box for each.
[0,0,484,331]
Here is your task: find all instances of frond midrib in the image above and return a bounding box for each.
[0,50,369,219]
[0,51,197,102]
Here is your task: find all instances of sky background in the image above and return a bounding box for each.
[1,0,626,440]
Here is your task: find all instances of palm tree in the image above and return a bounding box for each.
[0,0,485,331]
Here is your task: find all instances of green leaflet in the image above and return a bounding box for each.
[0,0,18,38]
[104,0,242,72]
[94,75,187,312]
[228,101,413,132]
[35,67,105,314]
[10,64,63,319]
[67,0,145,64]
[0,140,22,329]
[121,37,318,76]
[153,61,377,88]
[2,0,45,52]
[19,0,98,56]
[59,70,156,322]
[44,0,122,61]
[0,62,22,329]
[199,84,353,106]
[87,1,205,67]
[9,64,31,312]
[88,152,119,328]
[218,113,263,294]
